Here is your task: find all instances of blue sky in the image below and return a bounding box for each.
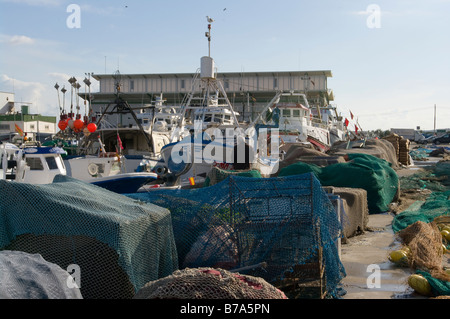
[1,0,449,131]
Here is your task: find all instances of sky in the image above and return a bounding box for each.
[0,0,449,131]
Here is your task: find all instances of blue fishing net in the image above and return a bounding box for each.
[127,173,346,298]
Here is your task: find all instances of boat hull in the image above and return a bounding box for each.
[89,172,158,194]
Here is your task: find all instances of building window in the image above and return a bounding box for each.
[224,79,229,89]
[181,79,185,89]
[273,78,278,89]
[130,80,134,92]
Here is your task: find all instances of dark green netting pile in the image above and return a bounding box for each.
[0,175,178,298]
[392,190,450,234]
[277,153,399,214]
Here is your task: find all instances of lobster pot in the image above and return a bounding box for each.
[0,175,178,299]
[200,56,215,79]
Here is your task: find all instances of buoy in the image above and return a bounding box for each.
[74,119,84,130]
[87,123,97,133]
[408,274,432,296]
[58,120,68,131]
[441,230,450,241]
[67,119,74,129]
[389,250,408,264]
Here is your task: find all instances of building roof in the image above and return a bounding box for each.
[92,70,333,81]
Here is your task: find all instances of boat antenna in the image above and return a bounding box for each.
[83,74,92,119]
[61,86,67,115]
[68,76,77,118]
[206,16,214,57]
[54,83,61,114]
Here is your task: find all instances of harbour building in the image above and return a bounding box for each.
[86,70,334,126]
[0,91,56,143]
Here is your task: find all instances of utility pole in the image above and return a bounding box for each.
[434,104,436,135]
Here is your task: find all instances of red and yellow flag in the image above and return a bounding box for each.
[15,124,24,137]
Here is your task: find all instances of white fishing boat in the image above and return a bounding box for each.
[146,19,283,189]
[0,143,67,184]
[63,150,158,193]
[264,91,332,152]
[0,142,157,193]
[313,104,347,145]
[77,79,183,173]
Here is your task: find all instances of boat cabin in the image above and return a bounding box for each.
[0,143,67,184]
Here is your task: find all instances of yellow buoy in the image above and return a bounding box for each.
[408,274,432,296]
[401,246,411,255]
[389,250,408,264]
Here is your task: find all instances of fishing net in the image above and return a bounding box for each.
[392,190,450,234]
[0,175,178,299]
[204,166,262,187]
[396,221,450,297]
[399,169,448,193]
[133,267,288,299]
[392,158,450,297]
[127,173,346,298]
[416,269,450,297]
[329,138,400,169]
[277,153,399,214]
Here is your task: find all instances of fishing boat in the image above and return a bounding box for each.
[262,91,332,152]
[313,104,348,145]
[147,18,282,188]
[63,152,158,193]
[78,85,188,173]
[0,142,157,193]
[0,142,67,184]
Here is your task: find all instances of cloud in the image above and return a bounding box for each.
[48,72,72,84]
[8,35,35,45]
[0,74,53,114]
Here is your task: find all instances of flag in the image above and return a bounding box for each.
[117,133,124,150]
[355,124,359,134]
[15,124,24,137]
[350,111,354,119]
[344,118,349,127]
[189,177,195,186]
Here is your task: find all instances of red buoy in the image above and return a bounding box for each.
[58,120,68,131]
[87,123,97,133]
[74,119,84,130]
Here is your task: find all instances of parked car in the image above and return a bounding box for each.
[433,133,450,144]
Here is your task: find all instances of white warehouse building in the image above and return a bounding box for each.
[85,69,335,126]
